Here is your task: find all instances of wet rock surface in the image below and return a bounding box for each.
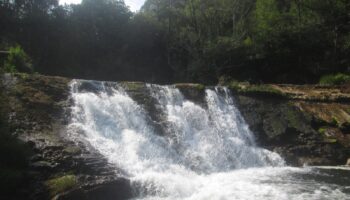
[1,73,350,199]
[1,74,133,200]
[234,94,350,166]
[119,80,350,166]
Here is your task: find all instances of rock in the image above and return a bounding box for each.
[297,157,333,166]
[2,72,350,199]
[31,161,57,170]
[54,178,133,200]
[346,158,350,166]
[234,93,349,166]
[175,83,206,107]
[0,73,129,200]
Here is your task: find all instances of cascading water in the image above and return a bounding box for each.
[147,85,284,172]
[68,80,350,200]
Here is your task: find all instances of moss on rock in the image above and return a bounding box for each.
[175,83,206,106]
[121,82,145,91]
[46,175,78,196]
[285,108,303,128]
[295,102,350,127]
[175,83,205,91]
[318,128,326,135]
[63,146,81,155]
[226,81,287,98]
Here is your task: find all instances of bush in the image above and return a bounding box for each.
[319,73,350,85]
[3,45,32,73]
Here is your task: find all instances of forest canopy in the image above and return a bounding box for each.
[1,0,349,84]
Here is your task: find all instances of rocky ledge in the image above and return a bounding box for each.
[0,73,349,199]
[0,74,133,200]
[226,82,350,166]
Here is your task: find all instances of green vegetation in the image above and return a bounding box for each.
[331,117,340,127]
[3,45,32,73]
[317,127,338,143]
[0,0,349,84]
[46,175,77,196]
[227,81,245,91]
[318,128,326,135]
[226,80,286,97]
[325,138,338,143]
[319,73,350,85]
[123,82,145,91]
[175,83,205,91]
[240,85,285,97]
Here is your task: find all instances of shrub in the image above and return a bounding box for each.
[319,73,350,85]
[3,45,33,73]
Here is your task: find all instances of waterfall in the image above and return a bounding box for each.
[146,85,284,172]
[67,80,348,200]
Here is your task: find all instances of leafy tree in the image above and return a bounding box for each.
[0,0,349,84]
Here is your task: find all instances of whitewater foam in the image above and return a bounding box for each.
[68,80,350,200]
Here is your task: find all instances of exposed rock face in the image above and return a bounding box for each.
[234,95,350,166]
[218,81,350,166]
[0,74,133,200]
[1,73,350,199]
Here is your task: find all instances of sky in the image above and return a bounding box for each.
[59,0,146,12]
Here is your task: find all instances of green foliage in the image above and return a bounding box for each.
[319,73,350,85]
[3,45,32,73]
[0,0,349,84]
[46,175,77,196]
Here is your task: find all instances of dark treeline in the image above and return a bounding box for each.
[1,0,349,84]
